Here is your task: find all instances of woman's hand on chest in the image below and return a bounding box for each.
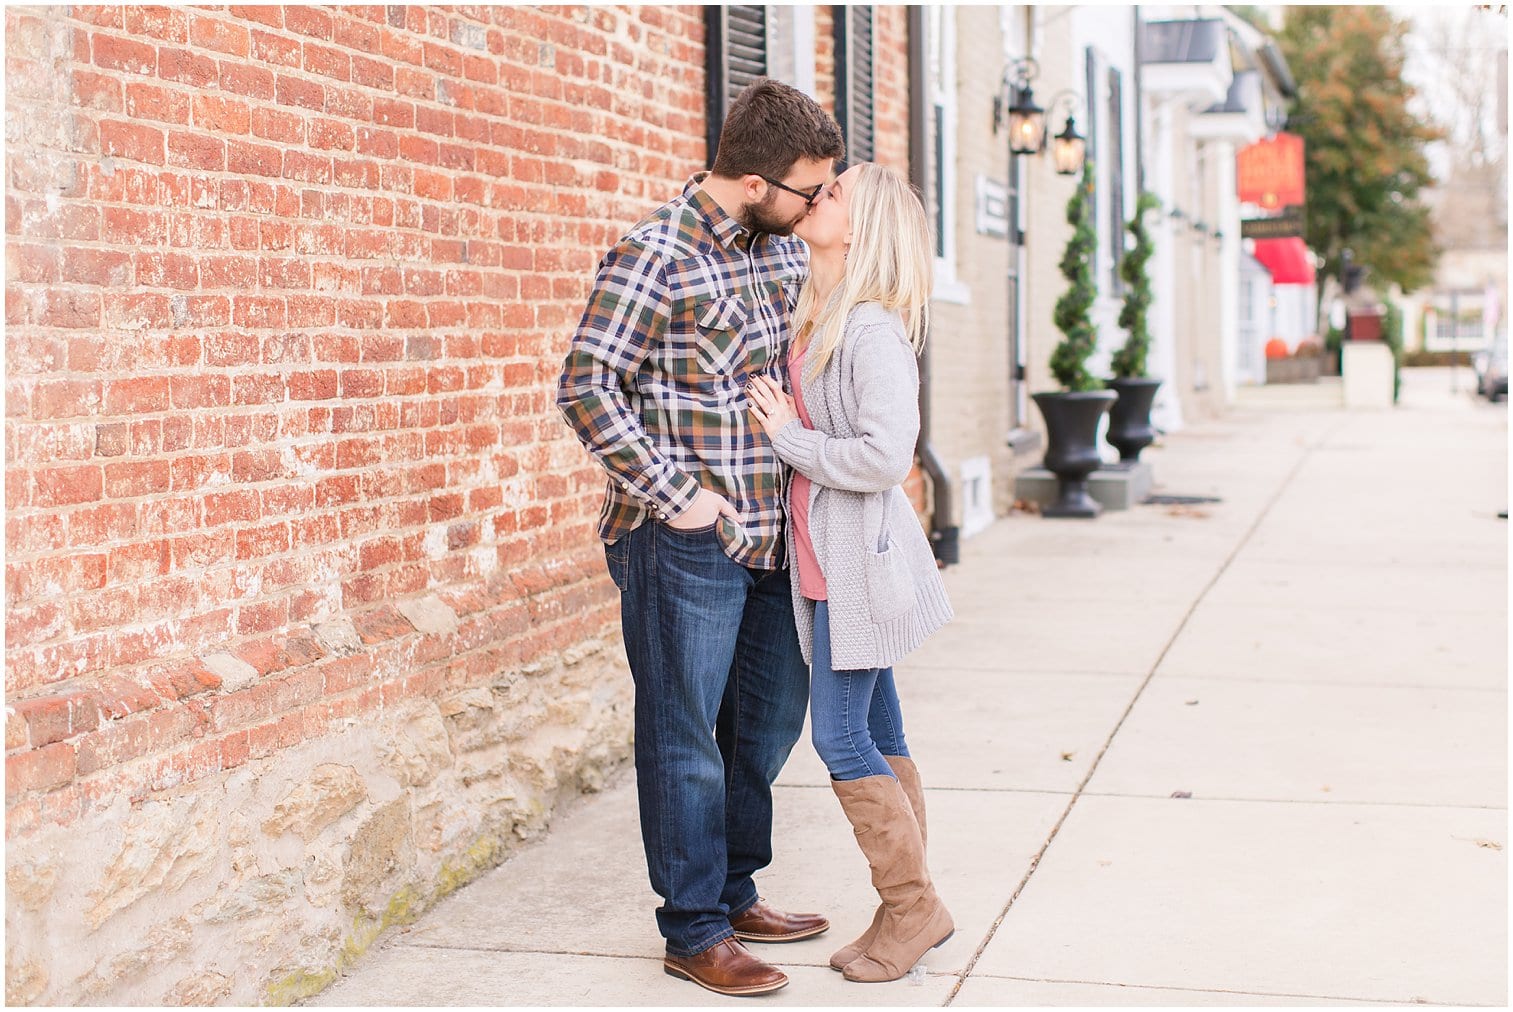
[744,374,799,438]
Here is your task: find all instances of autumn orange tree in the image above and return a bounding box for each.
[1278,6,1442,302]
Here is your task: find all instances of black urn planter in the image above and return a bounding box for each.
[1032,390,1118,518]
[1105,377,1163,464]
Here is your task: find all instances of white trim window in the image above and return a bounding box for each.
[1085,45,1119,304]
[960,456,995,537]
[928,6,970,304]
[766,6,817,100]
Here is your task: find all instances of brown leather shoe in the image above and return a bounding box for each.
[663,937,789,996]
[730,898,830,943]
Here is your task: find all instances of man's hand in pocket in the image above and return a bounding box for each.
[667,488,741,530]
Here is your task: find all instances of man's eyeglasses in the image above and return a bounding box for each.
[759,176,826,206]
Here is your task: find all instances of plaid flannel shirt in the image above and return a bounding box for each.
[556,174,808,570]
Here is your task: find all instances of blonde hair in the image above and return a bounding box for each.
[793,163,932,382]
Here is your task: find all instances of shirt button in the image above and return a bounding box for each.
[657,512,667,520]
[620,480,631,489]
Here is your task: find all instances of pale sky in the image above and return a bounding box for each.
[1394,4,1508,183]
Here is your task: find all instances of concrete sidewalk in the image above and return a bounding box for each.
[310,368,1507,1007]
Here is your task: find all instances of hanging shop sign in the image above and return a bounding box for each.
[1240,205,1305,239]
[1236,132,1305,210]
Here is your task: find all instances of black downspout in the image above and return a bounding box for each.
[1133,6,1145,197]
[908,5,960,566]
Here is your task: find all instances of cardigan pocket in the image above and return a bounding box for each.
[865,535,916,623]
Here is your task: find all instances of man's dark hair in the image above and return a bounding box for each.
[711,78,845,180]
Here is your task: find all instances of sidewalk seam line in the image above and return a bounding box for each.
[942,422,1337,1008]
[964,972,1490,1006]
[779,782,1509,811]
[1126,674,1509,692]
[1073,790,1508,811]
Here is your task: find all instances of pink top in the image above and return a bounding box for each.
[787,345,827,601]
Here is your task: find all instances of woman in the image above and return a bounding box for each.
[745,162,954,984]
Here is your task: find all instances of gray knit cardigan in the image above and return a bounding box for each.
[771,301,953,670]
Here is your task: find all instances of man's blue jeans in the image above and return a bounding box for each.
[605,520,811,957]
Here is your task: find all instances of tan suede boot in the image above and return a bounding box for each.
[828,756,928,971]
[888,756,928,849]
[830,774,953,983]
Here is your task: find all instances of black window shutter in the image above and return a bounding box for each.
[706,6,769,169]
[835,6,875,164]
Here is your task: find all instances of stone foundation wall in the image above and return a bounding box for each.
[8,633,631,1005]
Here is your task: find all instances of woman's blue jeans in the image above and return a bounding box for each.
[809,599,910,781]
[605,520,811,957]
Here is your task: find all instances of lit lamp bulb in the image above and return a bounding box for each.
[1051,116,1086,176]
[1006,85,1045,156]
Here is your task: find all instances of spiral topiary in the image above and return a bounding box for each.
[1110,191,1159,379]
[1049,162,1100,392]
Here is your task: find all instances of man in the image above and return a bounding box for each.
[556,79,845,996]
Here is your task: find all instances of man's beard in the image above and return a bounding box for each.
[739,191,806,237]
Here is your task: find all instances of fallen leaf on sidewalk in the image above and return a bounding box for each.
[1060,751,1075,761]
[1184,699,1199,706]
[1171,790,1192,799]
[1453,837,1504,850]
[1166,506,1211,519]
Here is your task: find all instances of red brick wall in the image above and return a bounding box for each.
[872,6,912,177]
[4,4,921,846]
[4,4,709,837]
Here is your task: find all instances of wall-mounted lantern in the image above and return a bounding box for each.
[1049,109,1086,176]
[994,58,1086,176]
[995,59,1046,154]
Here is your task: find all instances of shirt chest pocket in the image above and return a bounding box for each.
[694,297,750,377]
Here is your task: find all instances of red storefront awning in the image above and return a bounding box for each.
[1252,237,1315,285]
